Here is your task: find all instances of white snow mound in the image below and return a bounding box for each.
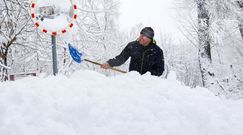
[0,70,242,135]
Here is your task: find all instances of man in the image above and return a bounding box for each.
[101,27,164,76]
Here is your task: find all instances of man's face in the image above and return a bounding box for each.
[139,34,152,46]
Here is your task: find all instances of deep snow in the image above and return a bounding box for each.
[0,70,243,135]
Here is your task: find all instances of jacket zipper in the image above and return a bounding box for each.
[140,49,149,73]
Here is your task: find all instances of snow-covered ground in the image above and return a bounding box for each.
[0,70,243,135]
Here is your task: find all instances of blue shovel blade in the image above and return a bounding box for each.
[68,43,82,63]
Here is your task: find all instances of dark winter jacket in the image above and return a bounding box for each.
[107,40,164,76]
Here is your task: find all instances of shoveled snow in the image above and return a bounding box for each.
[0,70,242,135]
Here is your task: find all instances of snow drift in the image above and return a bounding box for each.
[0,70,242,135]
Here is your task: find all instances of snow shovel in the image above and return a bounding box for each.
[68,43,127,74]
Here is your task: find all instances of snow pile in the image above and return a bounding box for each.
[0,70,243,135]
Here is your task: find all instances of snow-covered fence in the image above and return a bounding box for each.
[9,72,37,81]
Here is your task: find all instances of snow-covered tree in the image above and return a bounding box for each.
[197,0,214,88]
[237,0,243,39]
[59,0,121,75]
[0,0,35,81]
[176,0,243,98]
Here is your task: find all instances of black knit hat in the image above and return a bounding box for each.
[140,27,154,39]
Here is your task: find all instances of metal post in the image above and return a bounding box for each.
[51,35,58,75]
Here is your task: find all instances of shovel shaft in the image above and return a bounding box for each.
[84,59,127,73]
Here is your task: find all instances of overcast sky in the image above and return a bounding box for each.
[118,0,184,42]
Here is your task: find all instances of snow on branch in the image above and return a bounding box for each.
[0,62,11,69]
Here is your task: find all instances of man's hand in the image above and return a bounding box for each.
[100,63,111,69]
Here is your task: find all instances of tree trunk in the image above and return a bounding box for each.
[0,45,9,81]
[239,23,243,39]
[0,37,16,81]
[237,1,243,40]
[197,0,215,88]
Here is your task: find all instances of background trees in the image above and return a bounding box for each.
[173,0,243,98]
[0,0,35,81]
[0,0,242,98]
